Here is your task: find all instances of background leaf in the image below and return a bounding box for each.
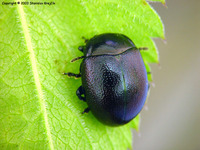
[147,0,165,4]
[0,0,164,149]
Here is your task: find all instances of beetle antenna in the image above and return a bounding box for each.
[138,47,148,51]
[71,56,85,62]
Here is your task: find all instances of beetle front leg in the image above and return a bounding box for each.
[78,46,84,52]
[147,72,151,75]
[78,37,88,52]
[63,72,81,78]
[82,107,90,114]
[76,86,86,101]
[82,36,88,43]
[148,83,150,91]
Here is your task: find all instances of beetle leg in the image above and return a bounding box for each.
[78,46,84,52]
[78,36,88,52]
[138,47,148,51]
[63,72,81,78]
[82,36,88,43]
[148,83,150,90]
[71,56,85,62]
[82,107,90,114]
[76,86,86,101]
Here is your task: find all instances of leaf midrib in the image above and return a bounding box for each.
[17,4,54,150]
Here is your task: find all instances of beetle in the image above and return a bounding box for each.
[64,33,149,126]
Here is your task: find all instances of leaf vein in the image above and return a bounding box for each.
[17,4,54,150]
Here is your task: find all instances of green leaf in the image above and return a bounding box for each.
[0,0,164,149]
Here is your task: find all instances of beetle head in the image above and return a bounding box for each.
[83,33,137,57]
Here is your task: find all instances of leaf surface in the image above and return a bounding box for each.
[0,0,164,149]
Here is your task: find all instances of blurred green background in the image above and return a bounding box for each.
[134,0,200,150]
